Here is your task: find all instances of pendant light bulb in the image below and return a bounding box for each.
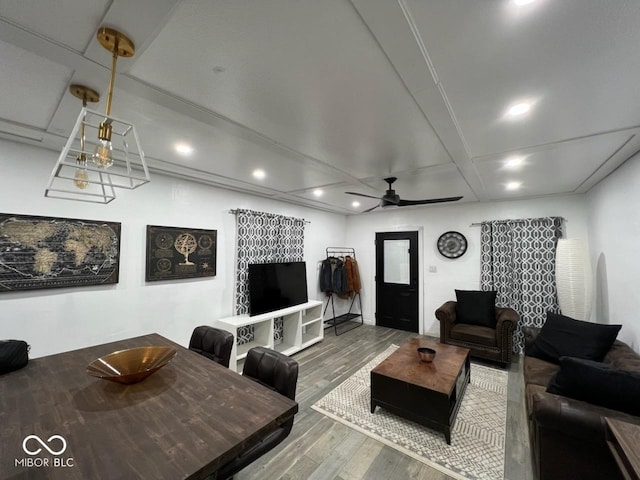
[68,85,100,188]
[74,154,89,189]
[92,121,113,168]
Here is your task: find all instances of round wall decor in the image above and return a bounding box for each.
[437,231,467,259]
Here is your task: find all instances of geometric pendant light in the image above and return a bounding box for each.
[45,27,150,204]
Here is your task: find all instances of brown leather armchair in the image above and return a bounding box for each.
[435,301,519,366]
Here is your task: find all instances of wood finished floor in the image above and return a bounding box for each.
[239,324,533,480]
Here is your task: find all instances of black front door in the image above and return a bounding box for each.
[375,231,419,332]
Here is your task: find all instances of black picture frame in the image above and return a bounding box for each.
[145,225,217,281]
[0,213,121,292]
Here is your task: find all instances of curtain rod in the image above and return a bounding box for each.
[228,209,310,224]
[470,216,565,227]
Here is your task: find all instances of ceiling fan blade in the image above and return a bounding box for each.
[397,196,463,206]
[345,192,381,200]
[360,205,379,213]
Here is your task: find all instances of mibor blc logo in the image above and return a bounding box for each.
[15,434,74,468]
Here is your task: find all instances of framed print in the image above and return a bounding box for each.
[0,213,121,292]
[146,225,217,281]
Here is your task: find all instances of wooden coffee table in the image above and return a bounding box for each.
[370,338,470,444]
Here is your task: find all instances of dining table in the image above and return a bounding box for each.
[0,333,298,479]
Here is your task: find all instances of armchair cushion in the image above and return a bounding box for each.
[454,290,497,328]
[450,323,497,347]
[529,312,621,364]
[547,356,640,416]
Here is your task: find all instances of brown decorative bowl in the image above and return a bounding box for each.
[417,347,436,362]
[86,346,177,385]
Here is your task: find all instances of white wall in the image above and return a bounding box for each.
[0,139,346,357]
[345,196,589,336]
[587,152,640,350]
[9,136,635,357]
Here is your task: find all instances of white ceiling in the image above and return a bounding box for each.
[1,0,639,214]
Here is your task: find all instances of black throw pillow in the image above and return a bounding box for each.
[547,356,640,416]
[529,312,621,364]
[455,290,497,328]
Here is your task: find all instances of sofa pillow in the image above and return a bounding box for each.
[529,312,621,364]
[547,356,640,416]
[455,290,497,328]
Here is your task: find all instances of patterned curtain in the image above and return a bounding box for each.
[234,209,305,344]
[480,217,563,353]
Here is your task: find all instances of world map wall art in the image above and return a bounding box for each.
[0,213,121,292]
[145,225,217,282]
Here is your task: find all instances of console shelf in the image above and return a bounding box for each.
[216,300,324,372]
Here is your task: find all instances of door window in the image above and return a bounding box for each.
[383,239,410,285]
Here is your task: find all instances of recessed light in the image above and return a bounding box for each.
[513,0,535,5]
[506,181,522,191]
[252,169,266,180]
[505,156,524,169]
[352,201,360,208]
[313,189,323,197]
[174,143,193,156]
[506,102,531,117]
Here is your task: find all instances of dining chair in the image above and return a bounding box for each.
[188,326,234,368]
[215,346,299,480]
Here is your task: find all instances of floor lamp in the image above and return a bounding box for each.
[555,238,593,321]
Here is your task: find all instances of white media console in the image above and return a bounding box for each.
[215,300,324,372]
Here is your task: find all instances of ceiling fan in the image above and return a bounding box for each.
[346,177,463,213]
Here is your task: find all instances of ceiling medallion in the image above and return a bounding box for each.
[437,231,467,259]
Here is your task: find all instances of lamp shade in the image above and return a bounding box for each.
[555,238,593,321]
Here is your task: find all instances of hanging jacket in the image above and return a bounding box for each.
[345,256,361,294]
[345,256,354,293]
[332,258,346,295]
[319,258,333,293]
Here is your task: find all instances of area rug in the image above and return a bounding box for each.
[311,345,508,480]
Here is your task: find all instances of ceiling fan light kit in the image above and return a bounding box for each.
[346,177,463,213]
[45,27,150,204]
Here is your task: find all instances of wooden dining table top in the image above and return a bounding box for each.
[0,333,298,479]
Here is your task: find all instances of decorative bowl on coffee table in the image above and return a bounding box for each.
[86,346,177,384]
[417,347,436,362]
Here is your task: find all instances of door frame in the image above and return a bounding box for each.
[373,226,424,335]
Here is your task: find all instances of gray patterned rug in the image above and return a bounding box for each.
[311,345,508,480]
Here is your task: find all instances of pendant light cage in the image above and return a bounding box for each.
[45,107,150,204]
[45,27,149,204]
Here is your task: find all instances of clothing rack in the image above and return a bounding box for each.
[321,247,363,336]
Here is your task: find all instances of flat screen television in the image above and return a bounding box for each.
[248,261,308,316]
